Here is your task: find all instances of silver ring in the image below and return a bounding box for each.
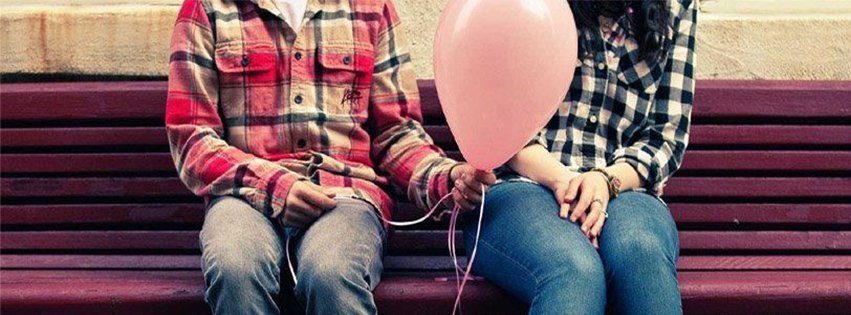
[601,209,609,218]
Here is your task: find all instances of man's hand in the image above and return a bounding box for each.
[449,164,496,211]
[280,181,337,228]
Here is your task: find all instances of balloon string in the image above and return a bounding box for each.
[450,184,485,315]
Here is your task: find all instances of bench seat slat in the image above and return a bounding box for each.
[2,203,849,226]
[3,254,850,271]
[4,125,851,148]
[2,230,849,252]
[3,151,850,174]
[2,270,850,315]
[4,177,849,198]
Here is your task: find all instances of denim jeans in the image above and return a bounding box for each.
[200,196,385,315]
[463,181,681,315]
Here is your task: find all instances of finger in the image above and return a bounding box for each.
[590,212,606,239]
[570,188,593,223]
[582,199,603,235]
[453,188,474,210]
[473,170,497,186]
[461,173,483,194]
[282,211,308,228]
[556,186,570,219]
[457,179,482,204]
[564,177,582,203]
[591,236,599,249]
[290,198,321,219]
[301,181,336,198]
[301,186,337,210]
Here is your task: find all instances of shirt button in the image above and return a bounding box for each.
[294,52,302,61]
[589,115,598,124]
[343,55,352,65]
[294,95,303,104]
[297,139,307,148]
[597,63,606,70]
[241,55,250,67]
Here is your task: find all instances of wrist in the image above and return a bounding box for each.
[590,167,621,199]
[543,168,577,190]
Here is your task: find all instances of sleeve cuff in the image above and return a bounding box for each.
[612,150,657,192]
[425,158,458,209]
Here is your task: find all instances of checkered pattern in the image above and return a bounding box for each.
[530,0,697,194]
[165,0,456,222]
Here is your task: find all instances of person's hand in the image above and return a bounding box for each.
[449,163,496,211]
[561,172,611,248]
[280,181,337,228]
[545,168,579,221]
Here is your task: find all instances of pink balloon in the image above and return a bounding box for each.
[434,0,578,170]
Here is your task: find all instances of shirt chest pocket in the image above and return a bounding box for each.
[214,44,281,120]
[215,44,278,87]
[315,45,375,114]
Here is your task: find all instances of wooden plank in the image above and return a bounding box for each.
[2,270,850,315]
[3,81,850,122]
[0,153,175,173]
[0,270,209,315]
[3,254,850,271]
[3,177,849,199]
[678,151,851,172]
[3,151,849,174]
[688,125,851,146]
[2,231,849,252]
[4,125,849,149]
[668,203,851,225]
[421,80,851,120]
[0,82,168,121]
[676,256,851,271]
[0,127,167,147]
[663,177,851,198]
[690,80,851,120]
[4,203,848,227]
[679,271,851,315]
[0,204,204,225]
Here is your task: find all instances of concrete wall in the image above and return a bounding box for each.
[2,0,850,79]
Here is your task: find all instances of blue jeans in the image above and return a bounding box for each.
[463,181,681,315]
[200,196,385,315]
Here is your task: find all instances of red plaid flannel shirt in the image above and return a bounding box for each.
[165,0,457,222]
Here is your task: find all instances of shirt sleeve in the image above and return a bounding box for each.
[165,0,305,218]
[611,0,697,193]
[368,0,457,211]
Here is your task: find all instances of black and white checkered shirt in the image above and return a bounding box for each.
[508,0,697,195]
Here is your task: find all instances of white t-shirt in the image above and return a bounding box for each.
[274,0,308,33]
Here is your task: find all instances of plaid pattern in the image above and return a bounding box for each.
[523,0,697,194]
[165,0,456,222]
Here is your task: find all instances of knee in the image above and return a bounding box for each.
[202,237,281,293]
[605,230,678,269]
[542,250,605,291]
[295,253,366,297]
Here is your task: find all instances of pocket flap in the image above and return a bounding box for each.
[215,46,276,73]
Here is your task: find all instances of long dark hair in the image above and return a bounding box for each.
[569,0,670,63]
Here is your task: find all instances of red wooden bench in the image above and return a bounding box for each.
[1,80,850,314]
